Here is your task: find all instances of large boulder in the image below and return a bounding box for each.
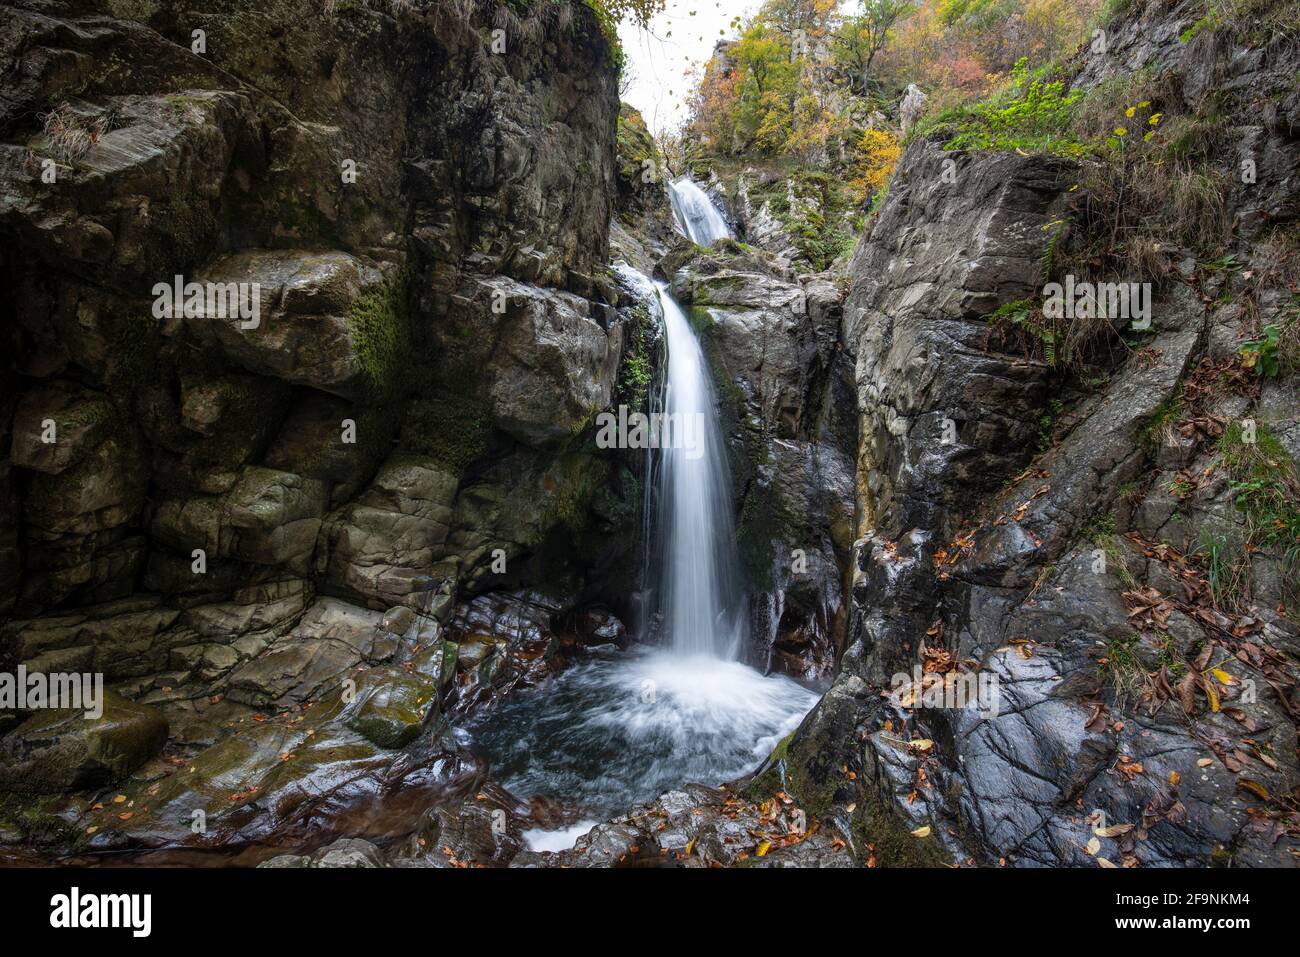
[319,456,459,610]
[0,690,167,793]
[177,249,396,400]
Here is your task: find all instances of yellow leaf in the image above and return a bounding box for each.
[909,739,934,752]
[1238,779,1272,801]
[755,841,772,857]
[1094,824,1134,838]
[910,826,931,838]
[1211,668,1235,686]
[1086,837,1101,855]
[1097,857,1117,869]
[1169,771,1181,786]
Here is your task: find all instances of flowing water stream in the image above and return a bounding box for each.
[464,258,818,847]
[668,177,733,245]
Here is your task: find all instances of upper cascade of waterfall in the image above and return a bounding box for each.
[668,177,734,247]
[613,261,747,660]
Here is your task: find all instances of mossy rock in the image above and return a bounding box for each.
[0,691,168,794]
[348,276,411,401]
[744,677,953,867]
[342,667,440,750]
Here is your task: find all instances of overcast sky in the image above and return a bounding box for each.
[617,1,763,136]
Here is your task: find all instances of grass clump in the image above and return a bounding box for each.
[1100,634,1146,703]
[38,102,112,163]
[1219,421,1300,565]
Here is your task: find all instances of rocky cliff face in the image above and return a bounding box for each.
[0,0,648,854]
[758,0,1300,867]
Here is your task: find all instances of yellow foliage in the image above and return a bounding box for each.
[849,127,902,205]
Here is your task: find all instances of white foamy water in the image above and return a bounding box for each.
[468,648,819,819]
[524,821,600,852]
[668,177,733,246]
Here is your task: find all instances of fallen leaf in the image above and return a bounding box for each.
[1094,824,1134,838]
[1237,779,1272,801]
[911,826,931,838]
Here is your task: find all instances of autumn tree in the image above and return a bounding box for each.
[832,0,915,94]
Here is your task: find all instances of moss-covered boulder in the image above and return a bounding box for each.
[0,690,167,794]
[180,249,398,400]
[342,666,441,749]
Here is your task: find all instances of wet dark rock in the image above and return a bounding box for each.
[0,691,167,794]
[259,837,384,869]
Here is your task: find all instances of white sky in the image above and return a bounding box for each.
[617,1,763,136]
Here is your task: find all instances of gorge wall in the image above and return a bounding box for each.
[759,0,1300,868]
[0,0,651,856]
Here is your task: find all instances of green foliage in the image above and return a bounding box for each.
[1239,323,1285,378]
[932,59,1086,155]
[616,302,655,409]
[1180,12,1216,42]
[1219,421,1300,564]
[777,167,857,270]
[1035,396,1065,450]
[988,297,1059,364]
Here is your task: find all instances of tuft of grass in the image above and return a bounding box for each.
[39,103,111,163]
[1219,422,1300,561]
[1101,635,1147,703]
[1139,389,1182,450]
[1196,532,1246,611]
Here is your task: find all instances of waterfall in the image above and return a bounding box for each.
[467,267,820,832]
[668,177,733,246]
[652,281,747,659]
[613,263,747,660]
